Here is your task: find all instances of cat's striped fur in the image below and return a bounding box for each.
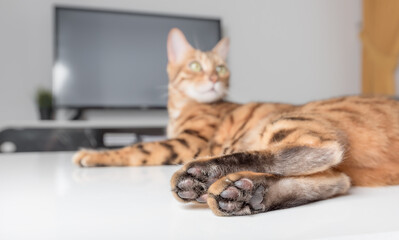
[73,28,399,216]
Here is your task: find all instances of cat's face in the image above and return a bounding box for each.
[167,28,230,103]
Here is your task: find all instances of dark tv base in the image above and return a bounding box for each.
[0,127,165,153]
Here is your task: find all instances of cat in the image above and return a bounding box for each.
[73,28,399,216]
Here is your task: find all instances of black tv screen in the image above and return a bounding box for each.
[53,7,221,108]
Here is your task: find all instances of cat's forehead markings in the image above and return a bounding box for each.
[194,51,213,62]
[193,51,203,60]
[207,52,224,65]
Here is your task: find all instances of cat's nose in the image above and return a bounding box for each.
[209,74,218,83]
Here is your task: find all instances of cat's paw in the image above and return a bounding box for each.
[170,159,223,203]
[207,172,273,216]
[72,150,108,167]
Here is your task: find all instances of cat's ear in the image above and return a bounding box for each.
[212,37,229,60]
[167,28,193,64]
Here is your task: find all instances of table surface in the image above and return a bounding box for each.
[1,152,399,240]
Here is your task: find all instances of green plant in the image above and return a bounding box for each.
[36,88,53,108]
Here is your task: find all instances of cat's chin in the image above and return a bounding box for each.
[185,82,227,103]
[187,89,225,103]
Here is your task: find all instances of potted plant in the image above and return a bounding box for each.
[36,88,54,120]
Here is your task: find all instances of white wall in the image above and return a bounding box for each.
[0,0,362,122]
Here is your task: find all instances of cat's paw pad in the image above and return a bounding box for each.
[171,163,222,203]
[72,150,105,167]
[207,175,268,216]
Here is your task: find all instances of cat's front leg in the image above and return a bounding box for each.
[72,144,151,167]
[73,137,209,167]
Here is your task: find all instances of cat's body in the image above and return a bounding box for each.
[168,96,399,187]
[73,28,399,216]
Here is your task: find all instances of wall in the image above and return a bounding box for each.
[0,0,362,122]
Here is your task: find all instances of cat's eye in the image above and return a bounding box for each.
[216,65,227,76]
[189,61,202,72]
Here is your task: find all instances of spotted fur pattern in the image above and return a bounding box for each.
[73,28,399,216]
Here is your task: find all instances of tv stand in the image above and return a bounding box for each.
[0,120,167,153]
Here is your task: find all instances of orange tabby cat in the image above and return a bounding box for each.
[73,28,399,216]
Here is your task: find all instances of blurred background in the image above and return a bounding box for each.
[0,0,398,153]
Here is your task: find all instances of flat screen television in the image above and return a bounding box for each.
[53,7,221,109]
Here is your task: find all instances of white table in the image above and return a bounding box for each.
[1,152,399,240]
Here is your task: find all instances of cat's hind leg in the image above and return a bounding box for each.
[171,113,347,203]
[171,142,344,203]
[207,170,350,216]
